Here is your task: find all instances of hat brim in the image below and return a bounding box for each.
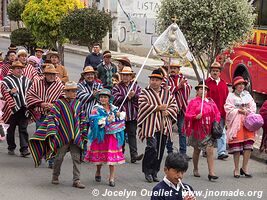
[195,85,210,91]
[11,65,25,69]
[119,72,135,75]
[232,80,248,88]
[148,74,163,79]
[42,71,59,74]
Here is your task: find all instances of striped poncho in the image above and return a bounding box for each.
[77,80,102,118]
[29,97,88,167]
[137,86,178,141]
[1,75,32,122]
[26,77,64,121]
[163,74,192,114]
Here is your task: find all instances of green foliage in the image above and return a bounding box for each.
[22,0,84,50]
[7,0,28,22]
[60,8,112,50]
[157,0,256,69]
[10,28,36,53]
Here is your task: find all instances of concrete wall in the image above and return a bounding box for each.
[110,0,161,56]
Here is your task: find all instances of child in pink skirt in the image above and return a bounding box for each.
[85,88,125,187]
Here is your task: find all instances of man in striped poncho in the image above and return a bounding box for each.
[26,64,64,167]
[1,61,32,156]
[163,59,192,160]
[138,69,178,183]
[29,81,88,189]
[112,66,143,163]
[77,66,102,118]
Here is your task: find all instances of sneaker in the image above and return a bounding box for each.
[73,180,85,189]
[217,154,229,160]
[21,149,30,157]
[8,149,15,155]
[51,176,59,185]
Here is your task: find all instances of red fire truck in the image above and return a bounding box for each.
[217,0,267,104]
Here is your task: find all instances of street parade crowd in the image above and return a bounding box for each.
[0,42,267,200]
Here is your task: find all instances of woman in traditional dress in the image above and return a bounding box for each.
[224,76,256,178]
[184,81,220,181]
[85,88,125,187]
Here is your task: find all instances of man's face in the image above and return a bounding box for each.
[36,51,43,59]
[12,67,23,77]
[170,66,181,76]
[121,74,132,84]
[103,55,111,64]
[149,77,162,90]
[65,89,77,100]
[44,73,56,82]
[93,45,100,54]
[210,68,221,80]
[83,72,95,82]
[18,54,27,64]
[8,53,16,62]
[50,55,59,65]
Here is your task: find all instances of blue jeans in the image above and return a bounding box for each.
[166,112,187,154]
[217,118,227,156]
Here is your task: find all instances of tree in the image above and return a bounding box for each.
[22,0,84,63]
[60,8,112,52]
[10,28,36,55]
[7,0,28,28]
[157,0,255,80]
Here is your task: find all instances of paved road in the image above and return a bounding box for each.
[0,38,266,200]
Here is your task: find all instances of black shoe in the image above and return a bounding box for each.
[131,154,144,163]
[8,149,15,155]
[109,179,115,187]
[21,150,30,157]
[95,176,101,182]
[152,174,160,182]
[217,154,229,160]
[240,168,252,178]
[208,174,219,181]
[145,174,153,183]
[233,171,240,178]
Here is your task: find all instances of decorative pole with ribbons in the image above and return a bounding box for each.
[118,17,206,154]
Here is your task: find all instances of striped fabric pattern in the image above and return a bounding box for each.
[23,63,39,81]
[137,86,177,141]
[26,77,64,121]
[1,63,11,77]
[1,83,15,123]
[2,75,32,111]
[112,81,141,121]
[29,98,88,167]
[77,80,102,117]
[163,74,192,114]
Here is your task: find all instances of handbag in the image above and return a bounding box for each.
[211,121,223,139]
[209,99,223,139]
[244,113,264,132]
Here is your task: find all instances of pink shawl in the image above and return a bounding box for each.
[224,91,256,141]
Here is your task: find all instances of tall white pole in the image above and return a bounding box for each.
[102,0,110,50]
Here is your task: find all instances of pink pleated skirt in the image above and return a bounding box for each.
[84,134,125,165]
